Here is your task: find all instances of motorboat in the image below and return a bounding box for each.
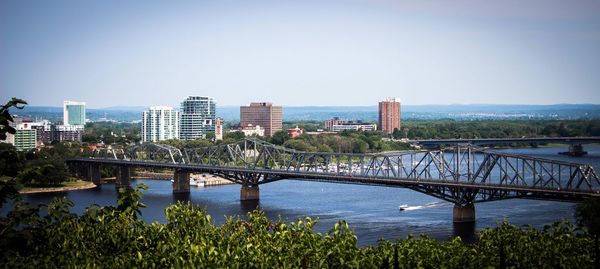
[399,204,409,211]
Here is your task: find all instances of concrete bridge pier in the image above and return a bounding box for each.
[116,166,131,188]
[240,185,260,201]
[559,144,588,157]
[173,169,190,193]
[453,203,475,223]
[88,163,102,185]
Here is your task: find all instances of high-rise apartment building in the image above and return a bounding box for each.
[180,96,216,140]
[378,98,401,134]
[63,100,86,126]
[13,123,37,151]
[141,106,180,142]
[240,102,282,137]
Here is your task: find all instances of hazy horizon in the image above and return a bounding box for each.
[2,0,600,107]
[13,103,600,110]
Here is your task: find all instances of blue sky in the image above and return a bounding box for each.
[1,0,599,108]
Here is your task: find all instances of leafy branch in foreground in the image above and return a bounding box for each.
[0,97,27,141]
[0,98,27,207]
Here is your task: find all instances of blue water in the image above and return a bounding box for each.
[14,146,600,246]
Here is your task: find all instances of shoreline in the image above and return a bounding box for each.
[19,181,98,194]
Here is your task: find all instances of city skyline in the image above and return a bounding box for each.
[2,0,600,108]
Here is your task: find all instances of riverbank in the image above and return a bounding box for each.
[19,180,97,194]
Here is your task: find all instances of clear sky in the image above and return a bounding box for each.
[1,0,599,108]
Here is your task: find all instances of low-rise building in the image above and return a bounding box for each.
[324,117,344,131]
[287,126,304,138]
[53,125,85,142]
[331,122,377,132]
[240,124,265,137]
[325,117,376,132]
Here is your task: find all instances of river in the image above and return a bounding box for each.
[15,146,600,246]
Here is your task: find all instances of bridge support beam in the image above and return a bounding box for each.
[173,169,190,193]
[116,166,131,188]
[88,163,102,185]
[453,204,475,223]
[240,185,260,201]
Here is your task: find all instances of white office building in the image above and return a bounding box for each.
[63,100,86,126]
[332,123,377,132]
[141,106,180,142]
[179,96,216,140]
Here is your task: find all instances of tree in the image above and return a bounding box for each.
[0,98,27,141]
[269,131,289,145]
[575,197,600,236]
[0,98,27,207]
[283,140,316,152]
[0,143,23,177]
[205,132,215,141]
[224,131,245,141]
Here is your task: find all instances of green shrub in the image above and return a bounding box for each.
[0,185,596,268]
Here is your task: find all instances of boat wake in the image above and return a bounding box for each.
[401,201,450,211]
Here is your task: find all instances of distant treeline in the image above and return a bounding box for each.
[396,119,600,139]
[82,119,600,154]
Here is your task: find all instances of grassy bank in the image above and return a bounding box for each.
[19,180,97,194]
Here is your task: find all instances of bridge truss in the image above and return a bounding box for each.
[85,139,600,205]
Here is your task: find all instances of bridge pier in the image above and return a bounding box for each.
[453,204,475,223]
[559,144,588,157]
[116,166,131,188]
[87,163,102,185]
[240,185,260,201]
[173,169,190,193]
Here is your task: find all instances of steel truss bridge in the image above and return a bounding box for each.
[67,138,600,222]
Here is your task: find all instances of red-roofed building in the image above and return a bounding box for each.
[287,126,304,138]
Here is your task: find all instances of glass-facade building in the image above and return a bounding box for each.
[141,106,180,142]
[63,101,86,126]
[179,96,216,140]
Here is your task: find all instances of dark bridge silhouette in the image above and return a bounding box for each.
[67,138,600,223]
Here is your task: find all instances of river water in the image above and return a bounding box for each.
[15,146,600,246]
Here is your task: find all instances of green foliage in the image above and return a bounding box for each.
[162,138,214,149]
[269,130,290,145]
[400,119,600,140]
[224,131,245,141]
[283,139,317,152]
[0,97,27,141]
[0,98,27,208]
[16,141,89,187]
[16,159,70,186]
[272,130,411,153]
[282,121,322,132]
[0,186,597,268]
[0,143,24,178]
[83,122,140,144]
[576,197,600,236]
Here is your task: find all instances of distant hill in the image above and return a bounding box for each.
[12,104,600,123]
[99,106,147,112]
